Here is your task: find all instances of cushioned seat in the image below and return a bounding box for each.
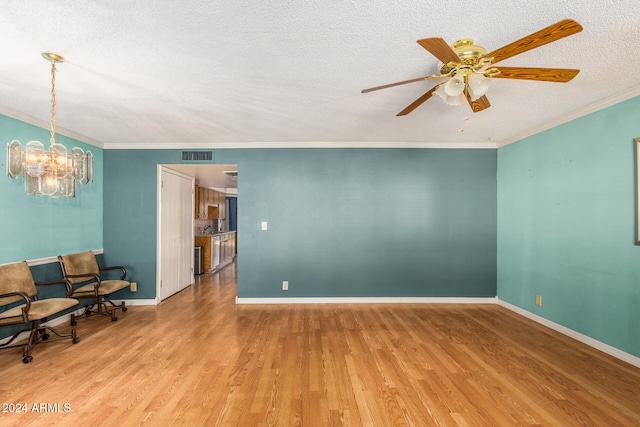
[72,280,129,297]
[0,261,79,363]
[0,298,78,326]
[58,251,130,323]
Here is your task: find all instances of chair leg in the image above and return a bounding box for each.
[21,322,79,363]
[21,321,39,363]
[69,303,97,325]
[0,326,36,363]
[105,299,127,313]
[70,297,127,323]
[1,320,77,363]
[99,299,126,321]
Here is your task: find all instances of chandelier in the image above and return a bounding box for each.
[6,52,92,197]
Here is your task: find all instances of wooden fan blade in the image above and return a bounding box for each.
[396,86,438,116]
[362,76,435,93]
[464,89,491,113]
[489,66,580,82]
[483,19,583,65]
[416,37,460,64]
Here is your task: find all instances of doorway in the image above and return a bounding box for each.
[157,164,238,300]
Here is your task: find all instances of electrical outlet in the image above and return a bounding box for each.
[130,282,137,292]
[261,221,268,231]
[282,281,288,291]
[535,294,542,306]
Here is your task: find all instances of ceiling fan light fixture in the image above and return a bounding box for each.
[447,93,464,106]
[361,19,583,115]
[468,73,490,100]
[443,74,465,97]
[434,84,463,105]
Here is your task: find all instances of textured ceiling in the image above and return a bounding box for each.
[1,0,640,149]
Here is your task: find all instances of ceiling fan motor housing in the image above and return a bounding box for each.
[439,39,488,73]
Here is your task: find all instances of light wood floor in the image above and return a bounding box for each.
[1,261,639,426]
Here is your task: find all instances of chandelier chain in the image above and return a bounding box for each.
[50,60,57,147]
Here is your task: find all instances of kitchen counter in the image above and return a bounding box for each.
[195,231,236,272]
[195,231,236,237]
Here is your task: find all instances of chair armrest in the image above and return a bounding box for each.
[65,272,100,281]
[0,291,31,321]
[34,278,74,298]
[99,265,127,280]
[64,272,102,292]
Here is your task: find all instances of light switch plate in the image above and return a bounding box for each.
[261,221,268,230]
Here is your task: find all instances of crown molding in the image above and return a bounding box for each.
[102,140,497,150]
[0,106,104,149]
[498,86,640,148]
[7,86,638,152]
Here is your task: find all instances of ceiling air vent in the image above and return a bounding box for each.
[182,151,213,161]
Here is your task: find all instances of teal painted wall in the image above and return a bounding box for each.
[0,114,103,264]
[103,148,497,300]
[0,114,104,340]
[497,95,640,357]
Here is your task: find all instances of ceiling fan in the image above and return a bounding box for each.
[362,19,583,116]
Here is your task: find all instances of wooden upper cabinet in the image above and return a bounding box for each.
[199,187,208,219]
[194,186,226,219]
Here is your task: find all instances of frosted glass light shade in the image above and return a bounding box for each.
[25,141,46,177]
[72,147,87,184]
[435,84,464,105]
[444,74,465,97]
[49,143,70,179]
[449,94,464,105]
[468,74,490,100]
[7,140,23,178]
[41,173,61,196]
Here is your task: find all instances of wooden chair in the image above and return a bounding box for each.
[0,261,79,363]
[58,251,130,324]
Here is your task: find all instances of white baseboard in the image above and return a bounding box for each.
[236,296,498,304]
[112,299,158,306]
[497,299,640,369]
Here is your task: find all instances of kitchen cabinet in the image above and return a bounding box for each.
[194,231,236,272]
[195,187,227,219]
[217,232,235,267]
[195,235,213,271]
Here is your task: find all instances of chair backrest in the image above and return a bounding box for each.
[0,261,37,307]
[59,251,100,285]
